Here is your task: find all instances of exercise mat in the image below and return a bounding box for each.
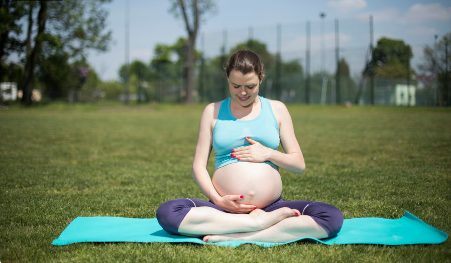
[52,211,448,247]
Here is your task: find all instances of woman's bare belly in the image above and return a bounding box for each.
[212,162,282,208]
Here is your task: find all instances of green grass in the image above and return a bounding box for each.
[0,103,450,262]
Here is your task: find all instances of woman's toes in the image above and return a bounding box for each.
[203,235,228,243]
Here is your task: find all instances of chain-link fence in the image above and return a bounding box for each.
[190,16,447,106]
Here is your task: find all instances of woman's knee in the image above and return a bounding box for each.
[304,202,344,237]
[156,198,196,235]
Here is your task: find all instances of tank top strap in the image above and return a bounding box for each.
[217,97,232,120]
[259,96,279,131]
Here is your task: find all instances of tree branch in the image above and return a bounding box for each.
[178,0,192,34]
[193,0,199,37]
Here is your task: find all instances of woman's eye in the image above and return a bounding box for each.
[234,85,239,89]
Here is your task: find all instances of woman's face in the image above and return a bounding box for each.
[228,70,261,107]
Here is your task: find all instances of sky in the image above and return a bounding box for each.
[88,0,451,81]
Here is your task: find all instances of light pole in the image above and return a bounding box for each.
[320,12,326,104]
[434,34,438,106]
[320,12,326,75]
[124,0,130,105]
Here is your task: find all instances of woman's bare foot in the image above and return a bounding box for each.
[249,207,300,230]
[204,232,245,243]
[203,207,300,242]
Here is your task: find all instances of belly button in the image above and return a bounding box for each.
[248,191,256,197]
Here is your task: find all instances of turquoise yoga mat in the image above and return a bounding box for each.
[52,211,448,247]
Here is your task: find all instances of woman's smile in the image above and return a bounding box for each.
[238,96,250,101]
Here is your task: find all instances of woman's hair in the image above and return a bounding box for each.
[225,50,265,81]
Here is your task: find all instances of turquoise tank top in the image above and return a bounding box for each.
[213,96,280,170]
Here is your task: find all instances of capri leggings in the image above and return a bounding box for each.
[156,196,344,238]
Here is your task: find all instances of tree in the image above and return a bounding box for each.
[418,32,451,106]
[169,0,216,104]
[0,0,26,82]
[20,0,112,104]
[371,37,414,79]
[336,58,350,77]
[335,58,357,102]
[119,60,150,102]
[21,1,47,105]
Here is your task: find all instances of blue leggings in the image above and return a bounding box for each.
[156,196,344,237]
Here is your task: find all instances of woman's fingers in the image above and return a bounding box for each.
[245,136,257,144]
[237,203,257,211]
[230,194,244,201]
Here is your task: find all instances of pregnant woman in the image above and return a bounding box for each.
[157,50,343,243]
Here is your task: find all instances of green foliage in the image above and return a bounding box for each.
[418,32,451,106]
[96,80,123,100]
[0,104,450,262]
[46,0,112,61]
[0,0,27,59]
[36,51,74,99]
[336,58,350,77]
[0,61,23,84]
[3,0,113,102]
[372,37,414,79]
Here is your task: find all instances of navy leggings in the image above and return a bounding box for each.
[156,196,344,237]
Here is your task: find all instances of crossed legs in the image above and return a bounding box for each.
[156,198,343,243]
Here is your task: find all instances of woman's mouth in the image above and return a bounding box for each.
[238,96,249,101]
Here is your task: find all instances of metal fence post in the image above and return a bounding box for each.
[305,21,310,104]
[370,15,374,105]
[335,18,340,104]
[276,24,282,100]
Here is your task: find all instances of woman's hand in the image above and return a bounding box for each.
[213,194,256,214]
[230,137,272,163]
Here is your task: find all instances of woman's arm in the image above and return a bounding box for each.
[230,101,305,174]
[267,100,306,174]
[191,103,256,213]
[191,103,221,201]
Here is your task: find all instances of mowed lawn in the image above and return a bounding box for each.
[0,103,450,262]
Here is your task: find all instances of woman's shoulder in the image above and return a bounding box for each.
[202,101,223,123]
[266,99,291,124]
[266,99,289,114]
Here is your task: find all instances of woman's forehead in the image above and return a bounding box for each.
[228,70,259,83]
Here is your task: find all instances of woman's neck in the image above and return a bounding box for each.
[230,96,261,119]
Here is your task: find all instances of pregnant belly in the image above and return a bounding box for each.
[212,162,282,208]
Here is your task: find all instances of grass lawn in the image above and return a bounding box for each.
[0,102,450,262]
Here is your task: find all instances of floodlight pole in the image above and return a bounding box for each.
[434,34,438,106]
[335,18,340,104]
[369,15,374,105]
[124,0,130,105]
[446,38,449,106]
[276,24,281,100]
[320,13,326,77]
[305,21,311,104]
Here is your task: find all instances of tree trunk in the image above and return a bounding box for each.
[20,3,33,99]
[21,1,47,105]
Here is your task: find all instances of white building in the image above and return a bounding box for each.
[395,84,415,106]
[0,82,18,101]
